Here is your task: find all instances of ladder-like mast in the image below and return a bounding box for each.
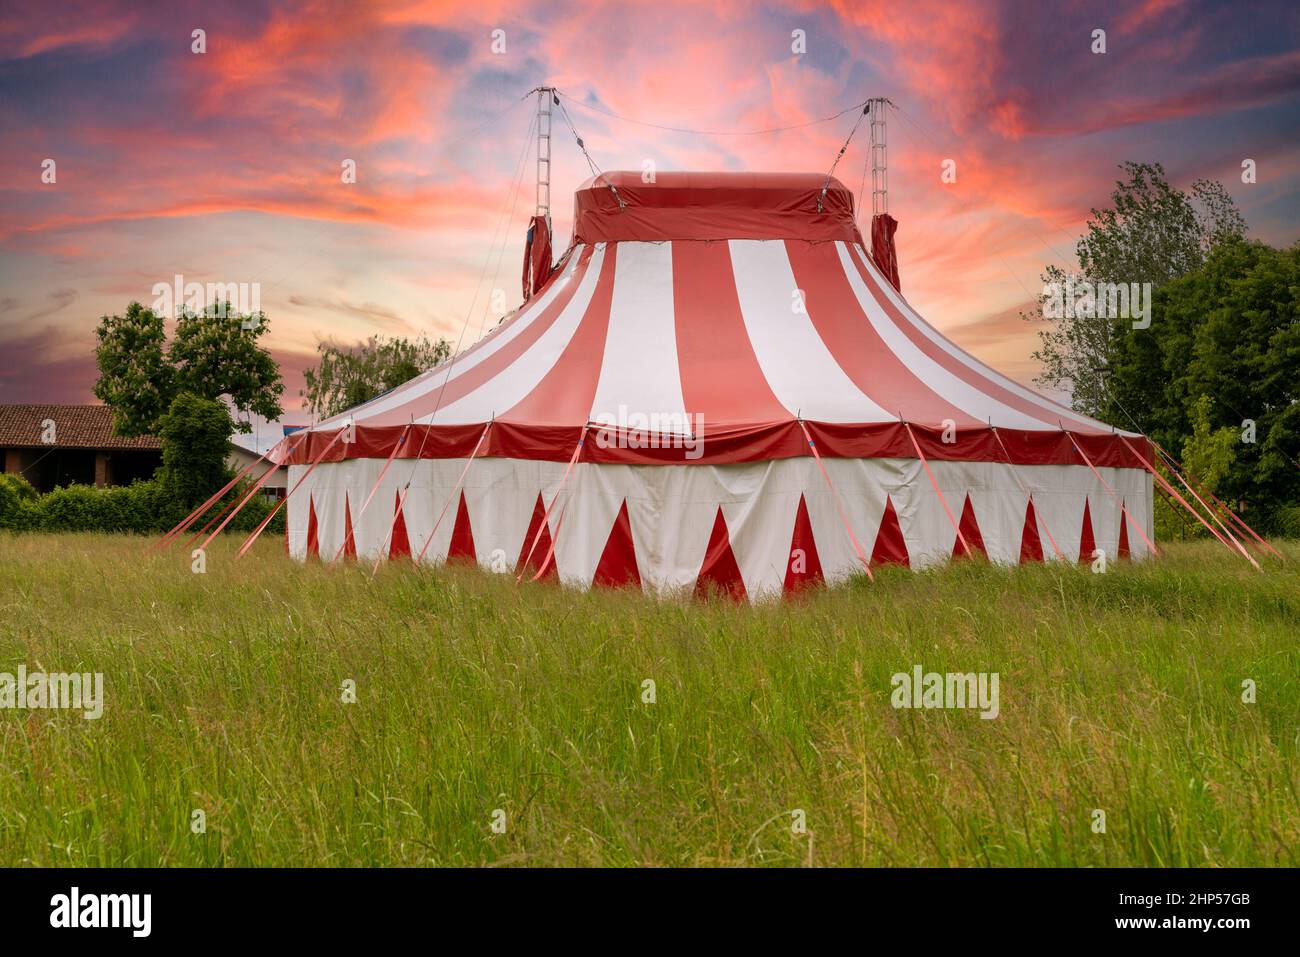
[868,97,891,217]
[534,87,555,221]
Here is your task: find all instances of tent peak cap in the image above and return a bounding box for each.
[577,170,851,192]
[572,170,864,245]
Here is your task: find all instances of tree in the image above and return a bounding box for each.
[155,392,235,508]
[92,302,174,438]
[302,334,452,419]
[1180,395,1238,496]
[1027,162,1246,417]
[94,301,283,437]
[1107,239,1300,532]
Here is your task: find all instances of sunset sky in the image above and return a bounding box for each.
[2,0,1298,419]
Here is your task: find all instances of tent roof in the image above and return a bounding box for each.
[293,173,1144,470]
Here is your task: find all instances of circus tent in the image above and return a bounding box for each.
[268,170,1156,598]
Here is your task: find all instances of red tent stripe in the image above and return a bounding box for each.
[333,422,410,563]
[409,419,494,569]
[1019,497,1043,563]
[389,490,411,559]
[673,240,788,426]
[904,421,970,556]
[783,493,824,593]
[446,491,476,563]
[845,244,1105,433]
[870,496,910,567]
[593,500,640,588]
[1078,498,1096,563]
[952,494,987,558]
[501,245,619,424]
[341,494,357,560]
[306,496,319,559]
[694,507,746,600]
[516,492,557,579]
[786,240,980,429]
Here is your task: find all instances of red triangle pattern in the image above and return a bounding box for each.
[870,496,910,567]
[342,493,357,560]
[1117,501,1131,560]
[593,500,641,588]
[694,506,746,600]
[389,490,411,560]
[1078,498,1096,564]
[306,495,319,559]
[952,494,987,559]
[783,494,824,594]
[447,491,476,564]
[1019,497,1043,563]
[516,493,557,580]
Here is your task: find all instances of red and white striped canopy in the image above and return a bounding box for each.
[293,172,1144,470]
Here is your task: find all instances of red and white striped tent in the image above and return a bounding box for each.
[283,171,1155,597]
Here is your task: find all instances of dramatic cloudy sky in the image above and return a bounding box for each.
[2,0,1298,418]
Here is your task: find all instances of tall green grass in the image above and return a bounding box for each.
[0,532,1296,866]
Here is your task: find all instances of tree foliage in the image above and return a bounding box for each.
[302,335,452,419]
[1028,162,1246,416]
[156,392,236,508]
[93,301,283,437]
[1106,239,1300,531]
[92,302,174,438]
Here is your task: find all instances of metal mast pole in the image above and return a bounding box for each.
[868,97,890,217]
[535,87,554,225]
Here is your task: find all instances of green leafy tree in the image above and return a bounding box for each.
[93,301,283,437]
[1180,395,1238,496]
[302,334,452,419]
[92,302,174,438]
[155,392,236,508]
[1107,240,1300,532]
[1028,162,1246,417]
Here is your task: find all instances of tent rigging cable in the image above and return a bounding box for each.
[796,419,874,582]
[475,111,539,340]
[553,94,624,209]
[554,89,872,137]
[817,101,872,213]
[1064,430,1160,557]
[990,426,1067,561]
[1109,396,1279,559]
[366,112,538,569]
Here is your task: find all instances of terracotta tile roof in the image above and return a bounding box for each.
[0,404,161,450]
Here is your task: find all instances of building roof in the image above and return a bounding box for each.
[0,404,162,450]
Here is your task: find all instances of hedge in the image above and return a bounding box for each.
[0,474,284,537]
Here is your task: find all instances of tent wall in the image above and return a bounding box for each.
[287,457,1153,599]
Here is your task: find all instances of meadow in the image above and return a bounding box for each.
[0,532,1296,867]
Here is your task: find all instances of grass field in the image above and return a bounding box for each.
[1,532,1297,867]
